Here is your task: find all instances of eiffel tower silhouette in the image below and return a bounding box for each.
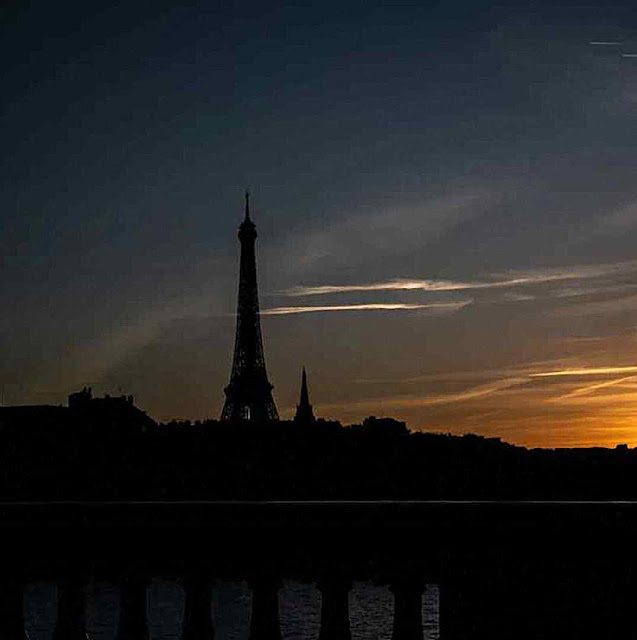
[220,192,279,421]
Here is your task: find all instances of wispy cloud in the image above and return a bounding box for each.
[530,366,637,377]
[272,187,501,274]
[261,300,471,316]
[551,283,637,298]
[549,374,637,401]
[352,358,574,385]
[279,261,637,297]
[281,279,477,296]
[550,294,637,317]
[321,377,529,411]
[414,377,530,406]
[568,199,637,245]
[501,292,535,302]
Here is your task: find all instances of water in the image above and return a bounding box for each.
[25,580,439,639]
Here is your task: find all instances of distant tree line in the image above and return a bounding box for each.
[1,406,636,501]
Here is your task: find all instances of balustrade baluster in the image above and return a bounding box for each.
[0,579,28,640]
[115,575,150,640]
[53,578,90,640]
[181,575,215,640]
[317,576,352,640]
[390,578,425,640]
[248,575,282,640]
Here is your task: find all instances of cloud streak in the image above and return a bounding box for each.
[280,261,637,297]
[530,366,637,377]
[549,374,637,401]
[276,189,496,273]
[321,377,529,411]
[261,301,472,316]
[414,377,530,406]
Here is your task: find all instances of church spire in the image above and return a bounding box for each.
[294,366,315,424]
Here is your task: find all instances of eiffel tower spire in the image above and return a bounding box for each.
[221,193,278,421]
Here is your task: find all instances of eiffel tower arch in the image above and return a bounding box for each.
[221,193,279,422]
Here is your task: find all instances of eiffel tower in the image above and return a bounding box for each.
[220,193,279,421]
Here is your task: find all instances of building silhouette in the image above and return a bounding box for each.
[221,193,279,422]
[0,387,155,431]
[294,367,315,424]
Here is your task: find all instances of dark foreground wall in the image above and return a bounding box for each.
[1,501,637,639]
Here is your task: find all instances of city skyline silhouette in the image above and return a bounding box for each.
[4,187,637,447]
[4,3,637,448]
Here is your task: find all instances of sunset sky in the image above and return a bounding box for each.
[4,1,637,447]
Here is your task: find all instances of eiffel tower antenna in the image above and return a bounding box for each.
[220,194,278,421]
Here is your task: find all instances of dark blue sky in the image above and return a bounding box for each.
[4,1,637,446]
